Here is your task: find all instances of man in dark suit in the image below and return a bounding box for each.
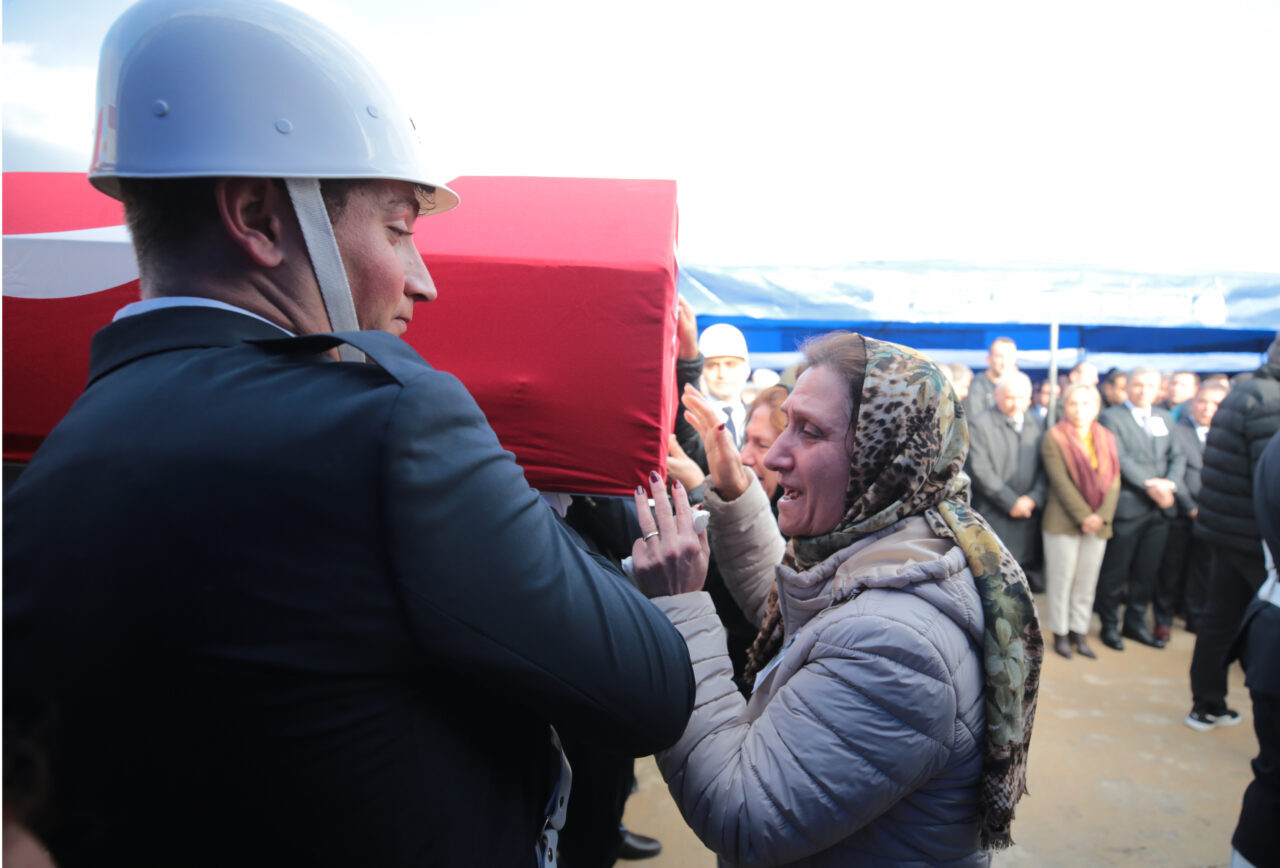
[1096,367,1188,650]
[1100,368,1129,409]
[697,322,752,448]
[1155,382,1227,639]
[967,372,1048,589]
[1031,379,1061,426]
[2,2,694,866]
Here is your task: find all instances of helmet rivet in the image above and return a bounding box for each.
[275,118,293,134]
[366,105,380,118]
[152,100,169,117]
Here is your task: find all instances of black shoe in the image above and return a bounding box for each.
[1122,624,1167,649]
[1052,633,1073,659]
[618,829,663,861]
[1185,706,1242,732]
[1069,632,1097,659]
[1100,625,1125,650]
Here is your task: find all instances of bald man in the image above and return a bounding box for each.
[966,372,1048,589]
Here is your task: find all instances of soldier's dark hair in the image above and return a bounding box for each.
[118,178,358,279]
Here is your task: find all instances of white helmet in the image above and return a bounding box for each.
[698,323,750,364]
[90,0,456,358]
[90,0,456,214]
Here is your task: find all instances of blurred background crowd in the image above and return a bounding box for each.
[672,314,1280,728]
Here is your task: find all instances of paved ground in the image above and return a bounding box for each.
[622,605,1257,867]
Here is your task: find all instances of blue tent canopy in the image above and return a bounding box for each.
[679,261,1280,373]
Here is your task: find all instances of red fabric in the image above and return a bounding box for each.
[3,174,679,496]
[3,172,126,234]
[1048,420,1119,512]
[3,285,139,460]
[3,177,138,461]
[410,177,679,495]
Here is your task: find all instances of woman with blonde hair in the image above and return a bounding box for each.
[1040,383,1121,659]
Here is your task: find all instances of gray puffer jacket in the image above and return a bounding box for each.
[652,482,988,867]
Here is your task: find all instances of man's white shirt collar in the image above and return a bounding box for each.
[114,297,293,335]
[710,397,746,420]
[1125,399,1150,422]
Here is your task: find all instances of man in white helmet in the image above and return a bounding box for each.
[2,2,694,866]
[697,322,752,448]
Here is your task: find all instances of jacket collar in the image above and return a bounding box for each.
[774,515,967,636]
[88,306,292,387]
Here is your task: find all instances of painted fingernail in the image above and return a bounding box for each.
[636,485,645,496]
[649,470,661,484]
[673,478,683,490]
[717,422,726,431]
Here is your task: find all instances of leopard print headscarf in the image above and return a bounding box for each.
[742,333,1042,851]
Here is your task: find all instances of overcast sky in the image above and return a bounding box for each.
[5,0,1279,272]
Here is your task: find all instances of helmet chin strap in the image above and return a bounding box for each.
[285,178,364,362]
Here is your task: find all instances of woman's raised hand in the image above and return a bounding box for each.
[666,434,707,492]
[676,296,700,361]
[681,383,755,501]
[631,471,710,598]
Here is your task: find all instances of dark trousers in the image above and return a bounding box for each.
[1155,516,1213,627]
[1189,544,1266,711]
[1095,510,1170,631]
[558,739,632,868]
[1231,597,1280,867]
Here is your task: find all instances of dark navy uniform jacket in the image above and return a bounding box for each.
[4,307,694,867]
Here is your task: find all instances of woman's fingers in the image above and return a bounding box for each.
[633,482,657,540]
[670,477,694,535]
[630,470,710,598]
[681,384,721,434]
[647,470,677,539]
[669,479,709,559]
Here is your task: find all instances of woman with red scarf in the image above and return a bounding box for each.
[1041,383,1122,659]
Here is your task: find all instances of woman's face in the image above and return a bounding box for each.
[764,365,853,537]
[1063,388,1099,427]
[740,405,782,498]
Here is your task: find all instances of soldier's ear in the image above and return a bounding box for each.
[215,178,292,268]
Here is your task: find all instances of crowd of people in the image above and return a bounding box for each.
[676,326,1279,690]
[664,326,1279,866]
[946,338,1280,742]
[936,337,1274,768]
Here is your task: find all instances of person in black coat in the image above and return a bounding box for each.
[1187,337,1280,730]
[1095,367,1187,650]
[966,372,1048,589]
[2,3,694,865]
[1226,429,1280,866]
[1154,382,1228,638]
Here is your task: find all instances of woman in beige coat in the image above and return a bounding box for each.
[1040,383,1121,659]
